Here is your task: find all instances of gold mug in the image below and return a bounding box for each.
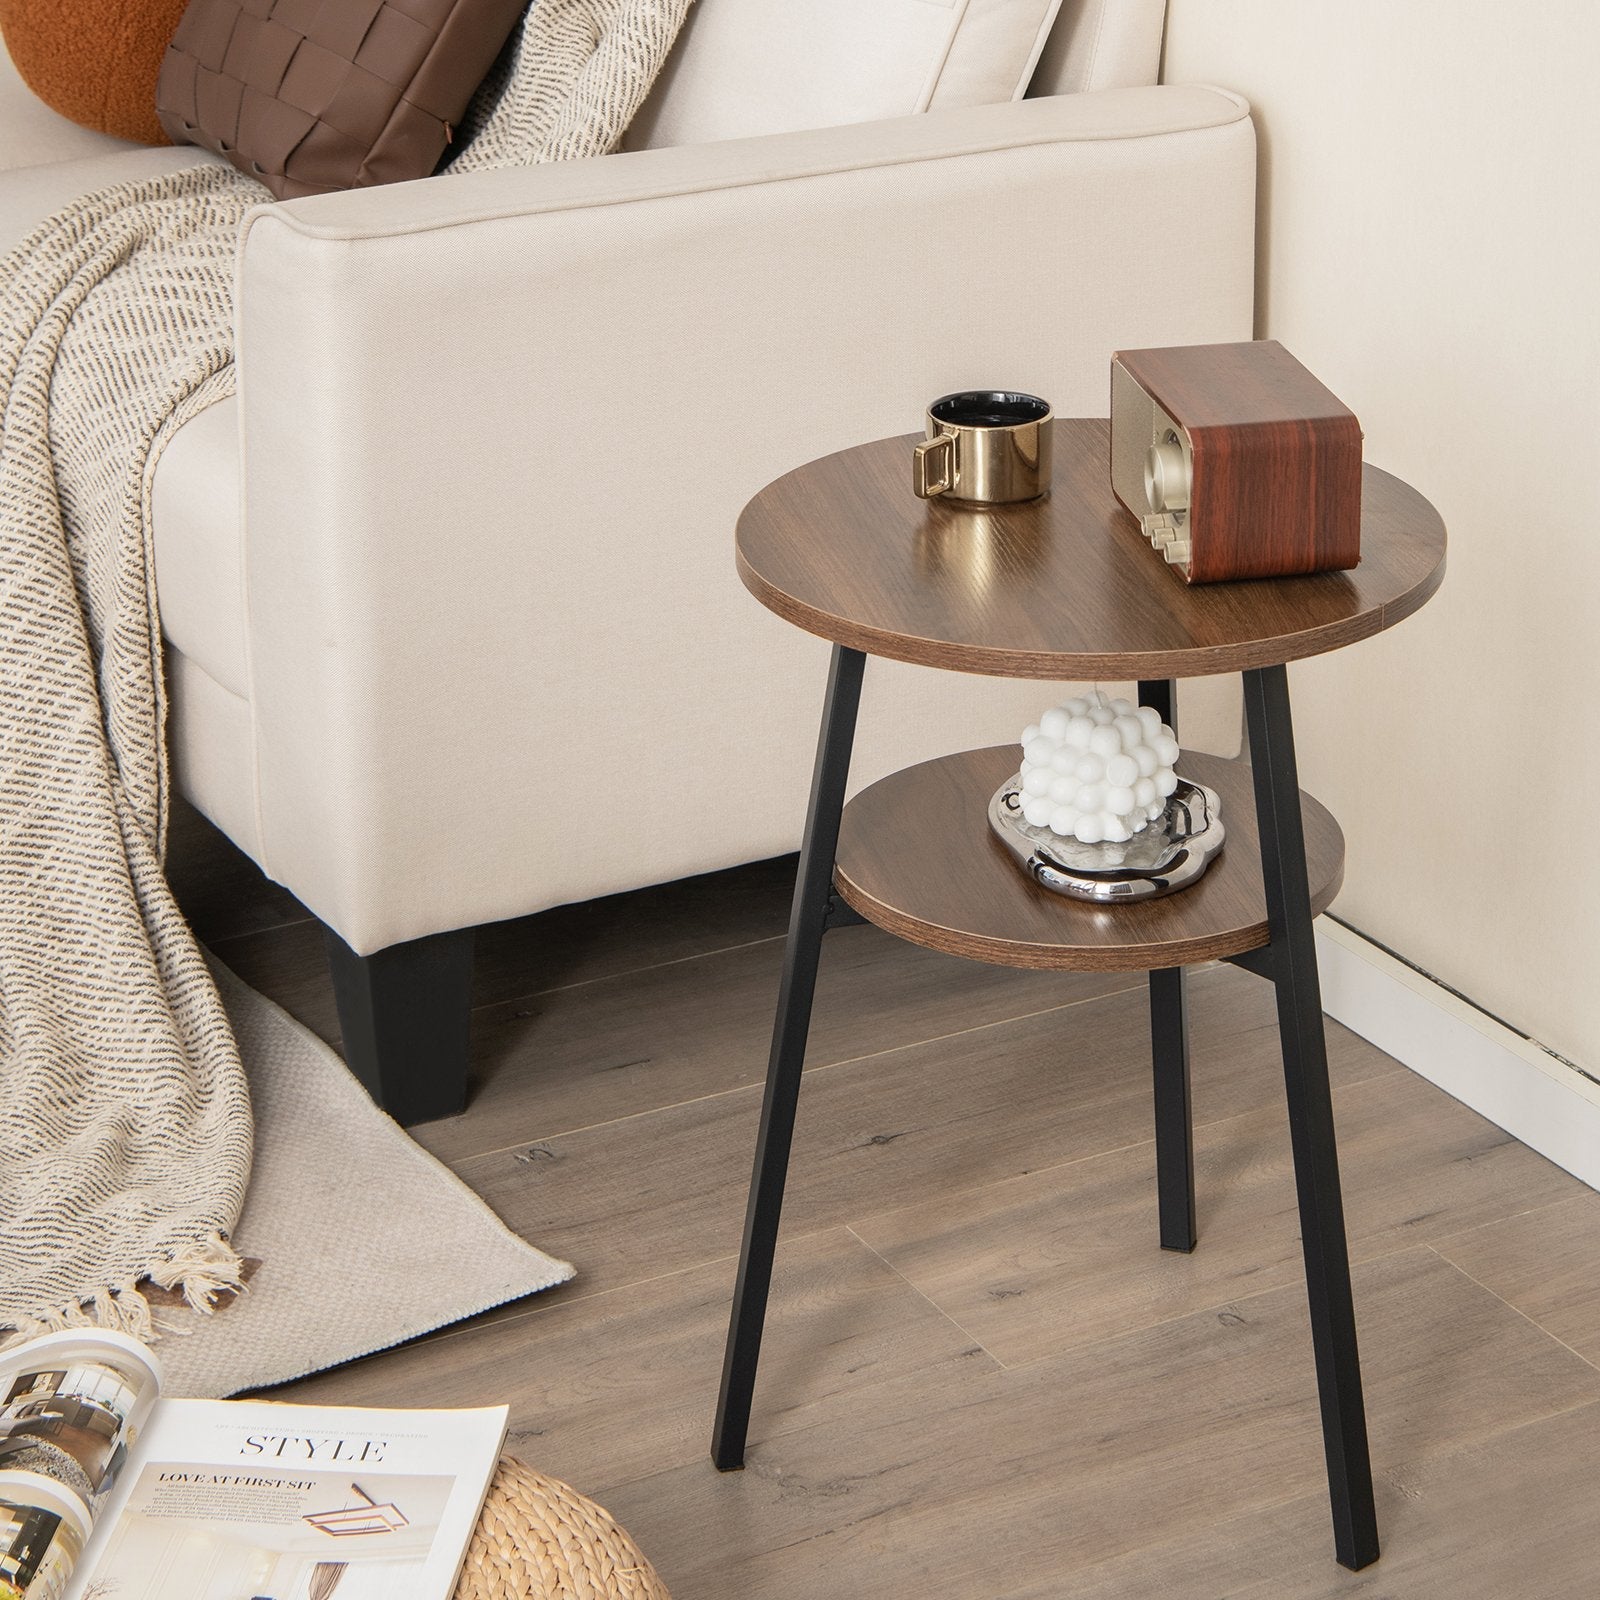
[913,390,1053,505]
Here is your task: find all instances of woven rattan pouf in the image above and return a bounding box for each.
[454,1456,670,1599]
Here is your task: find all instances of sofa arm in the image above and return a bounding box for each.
[235,85,1255,952]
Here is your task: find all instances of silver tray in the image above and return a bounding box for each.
[987,774,1225,903]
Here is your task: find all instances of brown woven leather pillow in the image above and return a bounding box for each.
[156,0,529,199]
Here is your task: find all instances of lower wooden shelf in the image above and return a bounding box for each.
[834,748,1344,973]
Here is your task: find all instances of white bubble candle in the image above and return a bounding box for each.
[1016,690,1181,845]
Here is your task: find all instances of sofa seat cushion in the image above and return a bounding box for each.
[0,143,224,254]
[625,0,1064,150]
[151,394,247,700]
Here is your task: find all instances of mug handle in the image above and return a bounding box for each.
[913,434,954,499]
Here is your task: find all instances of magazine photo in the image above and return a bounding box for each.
[0,1328,504,1600]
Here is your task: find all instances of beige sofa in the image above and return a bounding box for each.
[0,0,1255,1120]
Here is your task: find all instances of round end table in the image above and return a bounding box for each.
[712,418,1446,1573]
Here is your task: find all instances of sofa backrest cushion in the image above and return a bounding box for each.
[624,0,1065,152]
[1027,0,1167,97]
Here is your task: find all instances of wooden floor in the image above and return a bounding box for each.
[168,801,1600,1598]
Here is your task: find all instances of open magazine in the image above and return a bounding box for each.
[0,1329,506,1600]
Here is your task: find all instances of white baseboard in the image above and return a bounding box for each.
[1315,918,1600,1193]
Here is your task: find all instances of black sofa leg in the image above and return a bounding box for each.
[324,925,475,1124]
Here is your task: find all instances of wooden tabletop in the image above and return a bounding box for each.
[737,419,1446,679]
[834,749,1344,972]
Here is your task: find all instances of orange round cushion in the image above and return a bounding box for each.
[0,0,188,145]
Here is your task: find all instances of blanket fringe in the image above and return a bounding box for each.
[0,1231,249,1350]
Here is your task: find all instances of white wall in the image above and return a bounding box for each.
[1164,0,1600,1072]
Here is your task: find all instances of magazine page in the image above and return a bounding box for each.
[0,1329,163,1600]
[64,1399,507,1600]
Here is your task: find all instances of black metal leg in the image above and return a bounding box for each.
[325,924,475,1124]
[1139,680,1196,1253]
[1243,664,1379,1571]
[1149,967,1196,1251]
[1136,678,1176,730]
[713,644,866,1470]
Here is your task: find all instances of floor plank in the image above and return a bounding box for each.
[454,966,1400,1301]
[851,1064,1582,1367]
[418,926,1138,1159]
[1430,1192,1600,1369]
[593,1252,1600,1598]
[1062,1399,1600,1598]
[269,1227,990,1495]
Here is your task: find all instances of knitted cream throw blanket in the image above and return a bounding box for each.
[0,0,690,1342]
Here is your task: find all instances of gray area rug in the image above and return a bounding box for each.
[151,957,573,1398]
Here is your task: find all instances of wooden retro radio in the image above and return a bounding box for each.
[1110,340,1363,584]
